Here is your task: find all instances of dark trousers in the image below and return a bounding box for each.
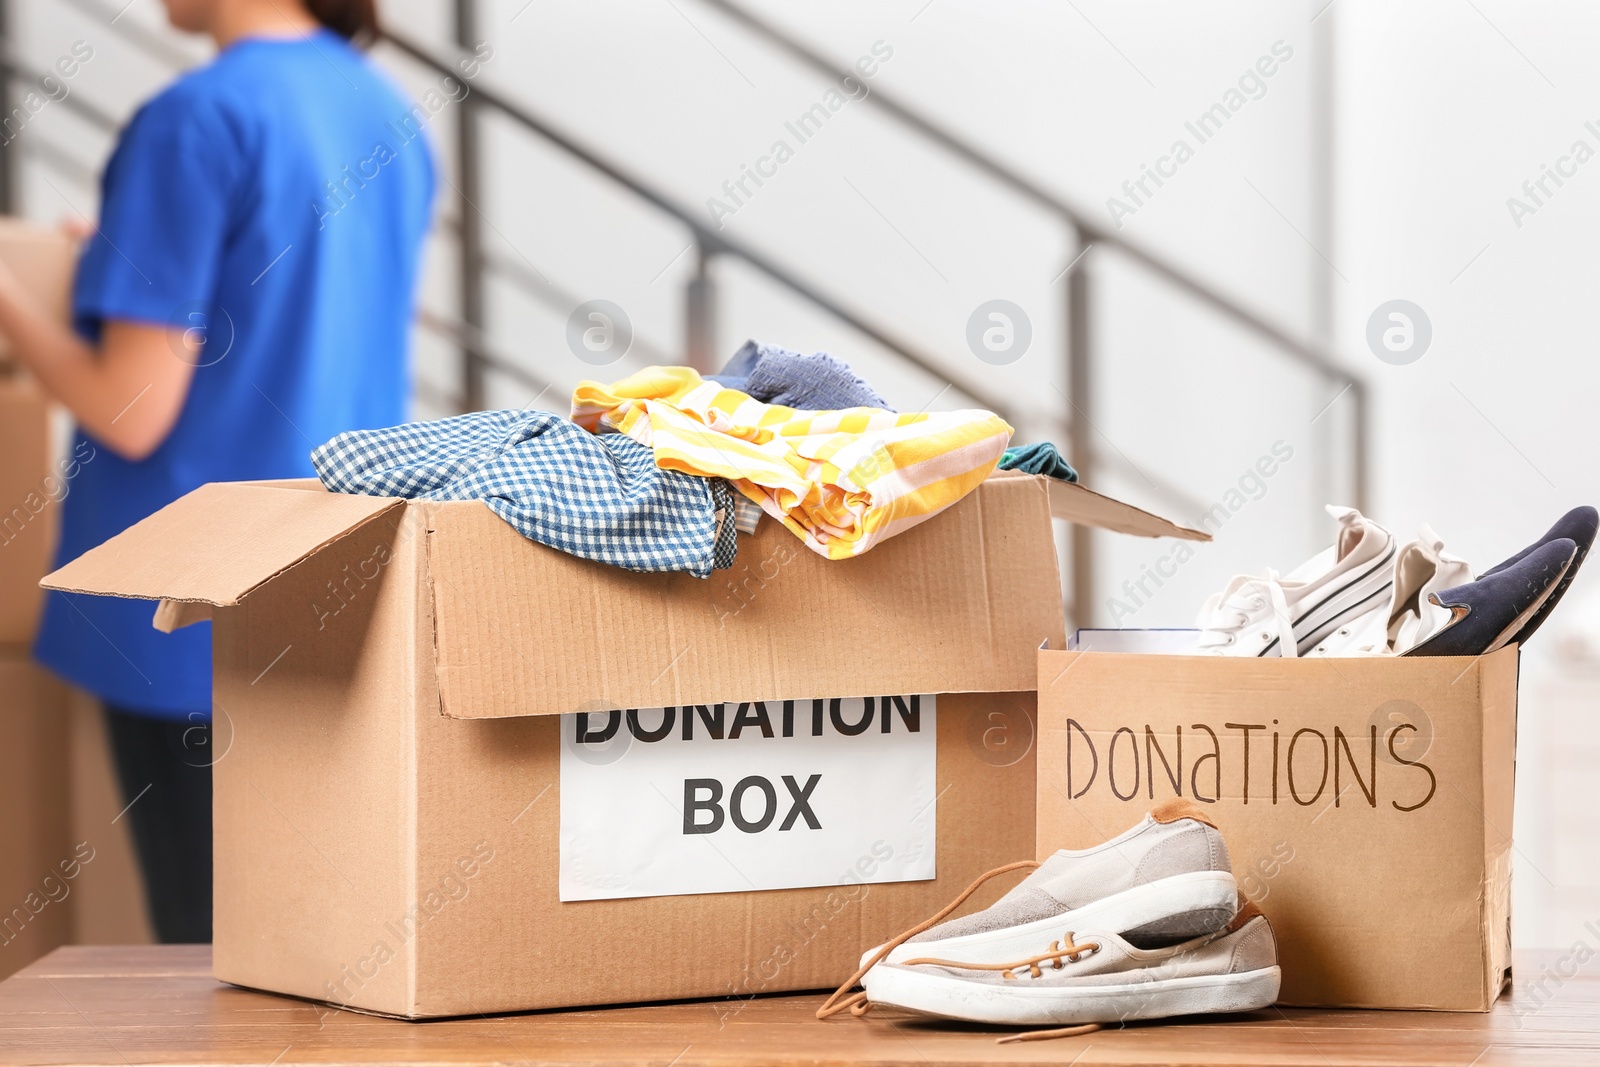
[103,706,213,944]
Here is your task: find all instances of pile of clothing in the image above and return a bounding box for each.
[1192,504,1597,658]
[312,340,1076,576]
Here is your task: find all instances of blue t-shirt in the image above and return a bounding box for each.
[33,30,434,720]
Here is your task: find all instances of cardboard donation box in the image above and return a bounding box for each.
[1037,648,1516,1010]
[42,471,1204,1017]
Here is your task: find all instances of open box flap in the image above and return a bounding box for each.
[427,471,1069,719]
[1014,473,1210,541]
[40,482,404,608]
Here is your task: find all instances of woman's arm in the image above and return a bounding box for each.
[0,261,195,461]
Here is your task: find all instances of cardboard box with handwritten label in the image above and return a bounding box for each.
[1037,647,1516,1010]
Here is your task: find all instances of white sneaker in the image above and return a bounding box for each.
[820,804,1259,1038]
[858,907,1280,1032]
[1194,506,1396,657]
[864,807,1239,971]
[1308,525,1473,656]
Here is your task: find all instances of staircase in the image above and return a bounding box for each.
[0,0,1368,627]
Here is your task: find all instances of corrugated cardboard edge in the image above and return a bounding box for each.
[152,600,213,633]
[313,473,1202,543]
[145,496,404,631]
[39,484,406,608]
[418,502,446,725]
[1031,475,1210,541]
[1479,645,1519,1009]
[208,982,427,1022]
[422,474,1064,719]
[182,496,404,606]
[407,504,436,1017]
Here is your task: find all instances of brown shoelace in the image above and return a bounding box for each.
[902,930,1100,980]
[816,860,1103,1043]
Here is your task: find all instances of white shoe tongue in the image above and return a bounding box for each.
[1330,506,1367,560]
[1387,528,1472,651]
[1311,504,1370,566]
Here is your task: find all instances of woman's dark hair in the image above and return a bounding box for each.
[307,0,381,47]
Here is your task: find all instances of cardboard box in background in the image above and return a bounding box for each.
[42,472,1205,1018]
[0,218,77,643]
[0,668,155,976]
[0,652,71,980]
[0,381,56,645]
[0,219,76,368]
[0,218,148,950]
[0,219,78,977]
[1036,647,1517,1011]
[67,691,155,947]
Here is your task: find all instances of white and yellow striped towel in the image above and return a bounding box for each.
[571,366,1013,560]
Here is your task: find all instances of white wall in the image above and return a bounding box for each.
[1335,0,1600,954]
[424,0,1339,628]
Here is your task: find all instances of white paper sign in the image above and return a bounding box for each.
[559,696,937,901]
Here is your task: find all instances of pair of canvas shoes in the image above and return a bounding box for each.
[1195,504,1597,658]
[819,801,1279,1042]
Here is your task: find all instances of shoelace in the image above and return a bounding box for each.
[816,861,1101,1044]
[1195,572,1298,657]
[901,932,1099,980]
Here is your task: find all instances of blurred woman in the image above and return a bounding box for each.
[0,0,434,942]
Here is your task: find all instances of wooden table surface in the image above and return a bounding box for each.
[2,946,1599,1066]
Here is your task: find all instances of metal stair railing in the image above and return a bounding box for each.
[0,0,1368,626]
[15,0,1023,419]
[697,0,1370,616]
[377,30,1018,419]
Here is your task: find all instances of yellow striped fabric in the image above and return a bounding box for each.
[571,366,1013,560]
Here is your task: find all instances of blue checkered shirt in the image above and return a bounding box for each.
[312,411,737,577]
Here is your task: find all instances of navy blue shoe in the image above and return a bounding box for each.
[1477,506,1597,647]
[1404,538,1577,657]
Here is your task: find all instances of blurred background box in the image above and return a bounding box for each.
[0,218,149,955]
[0,219,76,370]
[0,651,70,979]
[0,220,84,978]
[0,379,55,644]
[0,216,75,646]
[0,659,153,982]
[66,692,154,949]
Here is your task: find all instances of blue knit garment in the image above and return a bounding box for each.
[707,339,892,411]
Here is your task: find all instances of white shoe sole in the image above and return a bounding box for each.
[865,870,1238,969]
[862,962,1281,1026]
